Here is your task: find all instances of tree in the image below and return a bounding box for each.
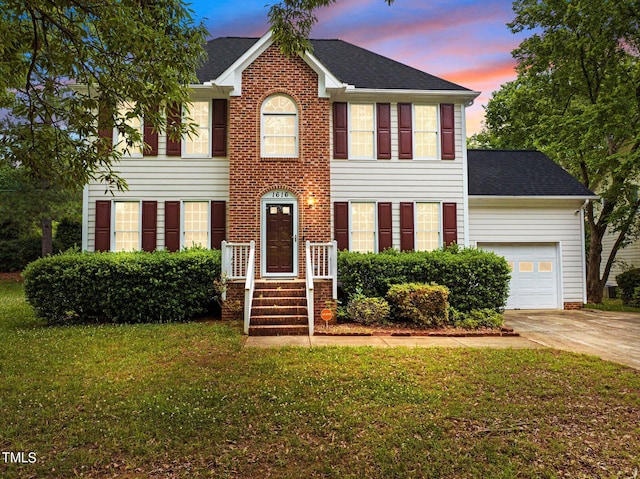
[269,0,394,56]
[472,0,640,303]
[0,1,208,255]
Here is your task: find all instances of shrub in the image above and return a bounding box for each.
[617,268,640,306]
[450,308,504,329]
[631,286,640,308]
[0,236,41,272]
[54,218,82,252]
[386,283,449,327]
[346,295,391,325]
[338,246,510,312]
[23,248,221,325]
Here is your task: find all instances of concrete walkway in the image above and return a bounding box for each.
[246,309,640,370]
[245,333,541,350]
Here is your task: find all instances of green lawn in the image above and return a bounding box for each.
[1,280,639,479]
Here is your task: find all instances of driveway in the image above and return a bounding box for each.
[505,309,640,370]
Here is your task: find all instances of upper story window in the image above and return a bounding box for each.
[349,103,375,159]
[114,102,143,157]
[261,95,298,158]
[184,101,211,157]
[414,105,438,159]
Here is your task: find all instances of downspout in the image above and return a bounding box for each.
[579,199,589,304]
[461,100,474,247]
[81,184,89,251]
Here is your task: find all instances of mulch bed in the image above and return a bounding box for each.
[315,322,519,337]
[0,272,22,282]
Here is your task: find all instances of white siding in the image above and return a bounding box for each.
[330,102,466,249]
[331,160,466,249]
[468,200,587,305]
[601,231,640,286]
[84,131,229,251]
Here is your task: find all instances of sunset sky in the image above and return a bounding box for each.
[189,0,531,136]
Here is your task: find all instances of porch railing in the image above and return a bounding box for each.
[305,244,315,337]
[307,240,338,299]
[221,240,252,280]
[243,241,256,335]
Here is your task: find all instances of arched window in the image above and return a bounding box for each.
[261,94,298,158]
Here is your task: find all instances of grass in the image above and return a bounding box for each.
[1,280,640,478]
[586,298,640,313]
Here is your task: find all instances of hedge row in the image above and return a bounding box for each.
[23,249,221,324]
[337,247,511,312]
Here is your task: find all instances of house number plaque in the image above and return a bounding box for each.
[269,190,291,198]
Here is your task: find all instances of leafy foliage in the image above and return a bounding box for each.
[337,247,510,313]
[346,293,391,325]
[269,0,394,56]
[616,268,640,306]
[386,283,449,327]
[22,249,221,324]
[449,308,504,330]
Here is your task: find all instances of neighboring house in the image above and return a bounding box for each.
[81,31,595,333]
[601,222,640,293]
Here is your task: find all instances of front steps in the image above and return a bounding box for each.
[248,280,309,336]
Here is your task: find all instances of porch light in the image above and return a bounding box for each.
[307,193,316,208]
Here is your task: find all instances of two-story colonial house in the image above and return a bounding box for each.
[82,31,595,334]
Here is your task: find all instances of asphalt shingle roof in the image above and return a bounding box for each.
[196,37,471,91]
[467,150,595,197]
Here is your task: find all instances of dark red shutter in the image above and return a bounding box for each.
[333,102,348,159]
[440,104,455,160]
[211,200,226,249]
[143,107,159,156]
[164,201,180,252]
[442,202,458,246]
[94,200,111,252]
[400,202,414,251]
[212,99,227,157]
[398,103,413,159]
[97,102,113,155]
[378,202,392,251]
[334,202,349,250]
[376,103,391,160]
[166,104,182,156]
[141,201,157,252]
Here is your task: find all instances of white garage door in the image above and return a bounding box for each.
[480,243,560,309]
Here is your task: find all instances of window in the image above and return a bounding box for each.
[414,105,438,159]
[114,202,140,251]
[349,103,375,158]
[351,202,375,253]
[415,202,440,251]
[184,101,211,157]
[114,102,143,157]
[262,95,297,157]
[183,202,209,248]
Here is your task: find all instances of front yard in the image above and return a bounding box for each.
[1,278,639,478]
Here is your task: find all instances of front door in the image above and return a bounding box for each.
[266,203,294,273]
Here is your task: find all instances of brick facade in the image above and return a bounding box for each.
[223,44,334,323]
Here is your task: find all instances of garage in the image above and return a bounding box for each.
[479,243,560,309]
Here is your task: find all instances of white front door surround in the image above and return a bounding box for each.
[260,190,298,278]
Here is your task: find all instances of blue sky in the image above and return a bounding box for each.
[188,0,530,135]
